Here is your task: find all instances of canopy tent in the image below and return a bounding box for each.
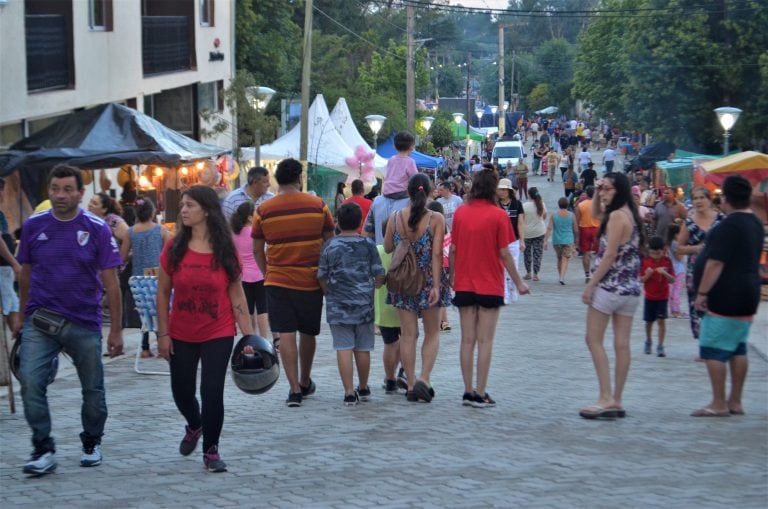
[701,151,768,187]
[328,98,389,172]
[0,103,229,205]
[535,106,558,115]
[659,150,720,192]
[240,95,383,182]
[376,134,442,169]
[450,120,485,142]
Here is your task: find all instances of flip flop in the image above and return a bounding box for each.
[690,407,730,417]
[579,405,618,419]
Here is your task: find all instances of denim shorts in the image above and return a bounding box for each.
[0,266,19,315]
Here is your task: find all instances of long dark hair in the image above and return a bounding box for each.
[407,173,431,231]
[96,192,122,216]
[167,185,240,282]
[529,187,544,217]
[230,201,254,235]
[599,172,645,246]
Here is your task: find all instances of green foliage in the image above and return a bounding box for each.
[574,0,767,151]
[527,83,551,112]
[428,120,455,150]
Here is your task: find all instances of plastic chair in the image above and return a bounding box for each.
[128,276,169,376]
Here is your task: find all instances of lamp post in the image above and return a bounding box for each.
[365,114,386,151]
[714,106,742,155]
[452,112,464,144]
[475,108,483,128]
[491,105,498,127]
[245,86,276,167]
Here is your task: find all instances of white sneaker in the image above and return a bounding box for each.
[80,445,102,467]
[23,451,57,475]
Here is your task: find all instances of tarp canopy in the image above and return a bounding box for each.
[535,106,558,115]
[702,151,768,186]
[377,134,442,169]
[0,103,228,174]
[660,151,720,192]
[0,103,229,206]
[451,120,485,142]
[328,98,389,172]
[240,95,384,181]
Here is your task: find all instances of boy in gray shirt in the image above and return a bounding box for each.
[318,202,386,406]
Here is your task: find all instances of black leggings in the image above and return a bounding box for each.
[169,337,234,452]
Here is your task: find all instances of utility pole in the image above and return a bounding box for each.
[510,50,517,113]
[465,52,471,156]
[299,0,313,192]
[497,24,505,136]
[406,4,415,131]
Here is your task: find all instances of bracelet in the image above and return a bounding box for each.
[697,292,708,297]
[157,332,169,338]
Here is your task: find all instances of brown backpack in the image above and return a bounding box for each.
[386,211,426,296]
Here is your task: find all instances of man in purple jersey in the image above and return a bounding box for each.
[13,165,124,476]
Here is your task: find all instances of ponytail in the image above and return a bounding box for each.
[530,187,544,217]
[407,173,431,231]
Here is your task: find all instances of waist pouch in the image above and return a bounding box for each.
[31,308,69,336]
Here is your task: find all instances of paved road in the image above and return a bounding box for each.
[1,166,766,508]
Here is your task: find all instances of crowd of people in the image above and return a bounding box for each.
[5,124,764,476]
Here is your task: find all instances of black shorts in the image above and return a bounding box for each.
[643,298,668,322]
[379,326,401,345]
[266,286,323,336]
[242,281,267,315]
[452,291,505,309]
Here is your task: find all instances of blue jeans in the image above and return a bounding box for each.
[20,320,107,453]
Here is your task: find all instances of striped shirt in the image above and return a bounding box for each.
[251,192,335,291]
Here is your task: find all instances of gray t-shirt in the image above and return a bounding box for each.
[317,236,384,325]
[437,194,464,231]
[363,195,410,245]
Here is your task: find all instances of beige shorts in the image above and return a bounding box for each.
[554,244,573,259]
[591,287,640,317]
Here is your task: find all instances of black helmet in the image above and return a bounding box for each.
[231,335,279,395]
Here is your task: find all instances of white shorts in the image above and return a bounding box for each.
[0,266,19,315]
[591,287,639,317]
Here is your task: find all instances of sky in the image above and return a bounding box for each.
[447,0,511,8]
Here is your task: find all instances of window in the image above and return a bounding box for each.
[88,0,112,31]
[199,0,214,26]
[197,81,218,112]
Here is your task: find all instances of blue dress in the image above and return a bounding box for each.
[129,224,163,277]
[387,211,452,312]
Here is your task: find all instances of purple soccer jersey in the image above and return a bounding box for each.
[17,209,122,331]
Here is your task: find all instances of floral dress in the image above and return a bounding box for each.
[387,211,452,312]
[684,212,725,339]
[593,223,641,297]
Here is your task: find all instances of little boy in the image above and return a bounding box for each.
[318,202,385,406]
[375,219,403,393]
[640,236,675,357]
[383,131,418,200]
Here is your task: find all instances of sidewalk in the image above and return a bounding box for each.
[1,173,766,508]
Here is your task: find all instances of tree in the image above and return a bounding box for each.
[428,120,455,150]
[527,83,551,112]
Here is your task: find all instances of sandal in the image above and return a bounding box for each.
[440,321,451,331]
[532,275,540,281]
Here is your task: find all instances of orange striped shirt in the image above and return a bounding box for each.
[251,192,335,291]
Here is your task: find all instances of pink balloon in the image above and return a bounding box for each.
[354,145,368,160]
[345,157,359,167]
[360,151,374,162]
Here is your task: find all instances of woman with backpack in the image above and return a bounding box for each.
[383,173,451,403]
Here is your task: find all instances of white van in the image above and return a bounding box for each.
[492,140,526,168]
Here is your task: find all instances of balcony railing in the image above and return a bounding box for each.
[142,16,193,76]
[26,15,72,92]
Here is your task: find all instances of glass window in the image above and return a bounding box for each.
[197,82,218,112]
[0,123,24,148]
[88,0,112,31]
[200,0,214,26]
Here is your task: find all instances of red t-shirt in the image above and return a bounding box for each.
[451,200,515,297]
[160,244,236,342]
[640,256,673,301]
[344,195,372,233]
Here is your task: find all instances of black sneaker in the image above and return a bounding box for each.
[462,392,474,406]
[657,345,666,358]
[479,392,496,407]
[382,379,398,394]
[644,341,652,355]
[469,392,488,408]
[203,445,227,473]
[179,425,202,456]
[396,368,408,390]
[23,450,57,476]
[357,386,371,402]
[413,380,433,402]
[286,391,303,407]
[343,392,359,406]
[300,379,316,398]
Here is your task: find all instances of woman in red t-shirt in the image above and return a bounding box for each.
[157,186,254,473]
[450,170,530,408]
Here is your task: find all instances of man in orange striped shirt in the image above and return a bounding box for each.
[252,158,335,407]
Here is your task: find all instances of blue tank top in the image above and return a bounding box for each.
[129,224,163,277]
[551,211,574,245]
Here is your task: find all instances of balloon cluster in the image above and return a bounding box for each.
[345,145,376,185]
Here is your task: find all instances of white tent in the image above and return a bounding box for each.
[240,95,378,182]
[329,97,389,174]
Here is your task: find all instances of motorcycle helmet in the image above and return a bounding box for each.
[231,334,279,395]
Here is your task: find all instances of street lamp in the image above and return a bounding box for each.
[714,106,742,155]
[475,108,483,128]
[452,112,464,141]
[245,85,276,167]
[365,114,386,151]
[421,116,434,132]
[490,105,498,127]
